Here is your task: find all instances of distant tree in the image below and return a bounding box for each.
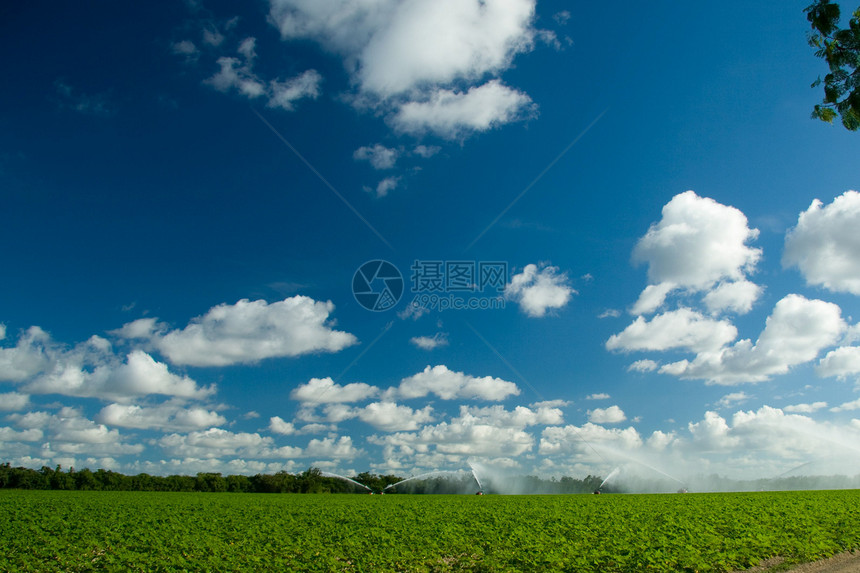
[226,474,251,493]
[74,468,98,491]
[805,0,860,130]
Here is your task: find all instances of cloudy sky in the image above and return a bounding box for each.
[2,0,860,483]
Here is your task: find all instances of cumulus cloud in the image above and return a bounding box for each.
[390,365,520,401]
[505,263,574,318]
[97,401,226,431]
[0,326,53,382]
[660,295,845,384]
[627,359,659,373]
[291,377,379,404]
[587,405,626,424]
[357,402,434,432]
[784,402,827,413]
[354,144,399,169]
[456,404,563,428]
[607,308,737,354]
[268,0,539,137]
[24,349,215,402]
[375,418,535,459]
[783,191,860,295]
[159,427,302,459]
[205,37,320,110]
[269,0,536,95]
[366,176,400,198]
[410,333,448,350]
[267,69,323,110]
[268,416,296,435]
[702,280,763,316]
[150,296,357,367]
[587,393,610,400]
[817,345,860,379]
[539,423,643,456]
[9,407,143,456]
[715,392,750,409]
[631,191,761,315]
[109,318,165,340]
[1,327,213,402]
[304,435,361,459]
[0,392,30,411]
[391,81,535,139]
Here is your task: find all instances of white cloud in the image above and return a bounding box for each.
[0,326,52,382]
[377,419,534,458]
[391,80,534,139]
[354,144,399,169]
[817,346,860,379]
[0,426,43,444]
[366,176,400,198]
[457,404,563,428]
[159,427,302,459]
[588,405,626,424]
[410,333,448,350]
[97,401,226,431]
[607,308,737,354]
[24,349,214,402]
[172,39,200,62]
[412,144,440,158]
[392,365,520,401]
[783,191,860,295]
[152,296,357,366]
[631,191,761,315]
[267,69,323,110]
[205,37,320,110]
[530,399,570,409]
[207,56,266,98]
[0,323,5,340]
[109,317,164,340]
[627,359,659,373]
[586,393,610,400]
[357,402,434,431]
[12,407,143,456]
[305,435,361,459]
[784,402,827,413]
[1,325,213,402]
[702,280,762,315]
[269,0,536,94]
[830,398,860,412]
[660,295,845,385]
[505,263,574,318]
[539,423,643,456]
[291,377,379,404]
[268,416,297,435]
[688,411,738,451]
[0,392,30,411]
[715,392,750,409]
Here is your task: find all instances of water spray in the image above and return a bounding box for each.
[382,470,462,492]
[468,462,484,495]
[321,471,373,493]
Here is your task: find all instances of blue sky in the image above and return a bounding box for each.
[2,0,860,484]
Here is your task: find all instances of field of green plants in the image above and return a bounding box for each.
[2,489,859,572]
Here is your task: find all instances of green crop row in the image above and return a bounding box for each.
[2,489,859,572]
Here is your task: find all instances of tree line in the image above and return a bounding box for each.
[0,463,602,494]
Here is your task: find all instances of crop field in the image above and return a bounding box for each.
[2,489,860,572]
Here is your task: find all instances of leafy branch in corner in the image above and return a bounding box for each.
[805,0,860,130]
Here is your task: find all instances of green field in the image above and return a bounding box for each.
[2,489,859,572]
